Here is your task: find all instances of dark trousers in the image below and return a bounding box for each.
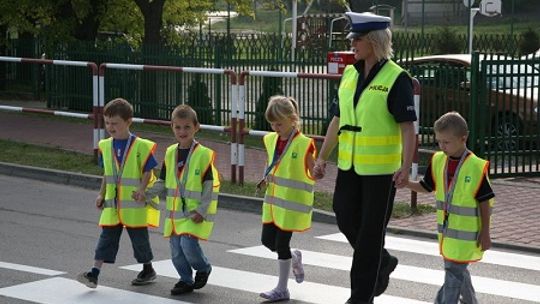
[94,224,154,264]
[261,223,293,260]
[333,169,396,304]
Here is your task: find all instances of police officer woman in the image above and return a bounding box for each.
[313,12,417,304]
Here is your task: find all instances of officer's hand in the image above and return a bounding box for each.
[477,229,492,251]
[313,159,327,179]
[392,166,409,188]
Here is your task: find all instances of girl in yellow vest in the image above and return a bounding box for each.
[403,112,494,304]
[145,104,220,296]
[77,98,160,289]
[257,95,317,301]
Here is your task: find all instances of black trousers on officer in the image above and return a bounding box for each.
[333,169,396,304]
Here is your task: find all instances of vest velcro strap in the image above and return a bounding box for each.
[264,195,312,214]
[103,199,146,209]
[338,125,362,135]
[438,224,479,241]
[436,200,480,216]
[104,175,141,187]
[268,176,314,192]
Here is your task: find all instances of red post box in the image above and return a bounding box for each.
[327,51,356,74]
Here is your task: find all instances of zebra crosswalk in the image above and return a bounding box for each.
[1,233,539,304]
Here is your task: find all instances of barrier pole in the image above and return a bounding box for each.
[411,78,421,212]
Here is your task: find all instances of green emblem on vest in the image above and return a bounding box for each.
[465,176,471,183]
[195,169,201,175]
[292,152,298,159]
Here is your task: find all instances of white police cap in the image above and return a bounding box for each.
[345,12,391,39]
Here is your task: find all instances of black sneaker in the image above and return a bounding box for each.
[170,281,194,295]
[193,268,211,289]
[76,271,98,289]
[374,255,398,296]
[131,268,157,286]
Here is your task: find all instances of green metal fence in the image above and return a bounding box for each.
[1,33,538,176]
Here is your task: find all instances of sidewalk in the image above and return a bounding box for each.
[1,101,540,251]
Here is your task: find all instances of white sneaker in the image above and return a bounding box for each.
[291,249,304,283]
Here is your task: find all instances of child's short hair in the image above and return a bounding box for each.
[265,95,300,123]
[434,111,469,137]
[103,98,133,121]
[171,104,199,125]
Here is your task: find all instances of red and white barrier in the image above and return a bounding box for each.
[99,63,238,182]
[237,70,339,185]
[0,56,99,157]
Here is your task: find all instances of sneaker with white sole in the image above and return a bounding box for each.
[292,249,304,283]
[259,288,290,302]
[76,271,98,289]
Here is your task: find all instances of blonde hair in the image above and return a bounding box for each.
[434,111,469,137]
[364,28,393,61]
[265,95,300,125]
[103,98,133,121]
[171,104,199,126]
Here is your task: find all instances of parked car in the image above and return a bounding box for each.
[401,54,539,151]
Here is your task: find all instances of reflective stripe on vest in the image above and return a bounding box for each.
[163,143,220,240]
[337,61,404,175]
[432,151,494,262]
[98,137,159,227]
[262,132,315,231]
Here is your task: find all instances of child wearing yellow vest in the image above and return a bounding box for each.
[145,104,220,296]
[77,98,160,289]
[403,112,494,304]
[257,95,317,301]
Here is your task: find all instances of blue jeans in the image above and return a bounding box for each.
[170,235,211,285]
[435,260,478,304]
[94,225,153,264]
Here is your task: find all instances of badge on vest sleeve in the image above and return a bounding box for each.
[465,176,471,183]
[292,152,298,159]
[195,169,201,175]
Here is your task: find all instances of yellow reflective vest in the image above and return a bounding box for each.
[432,151,494,263]
[163,143,220,240]
[262,132,316,232]
[337,61,404,175]
[99,137,160,228]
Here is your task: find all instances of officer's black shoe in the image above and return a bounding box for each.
[131,267,157,285]
[171,281,194,295]
[193,268,212,289]
[374,255,399,296]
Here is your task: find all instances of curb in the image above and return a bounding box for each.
[2,162,539,255]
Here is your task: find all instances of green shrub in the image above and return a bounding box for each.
[432,26,462,54]
[518,27,540,56]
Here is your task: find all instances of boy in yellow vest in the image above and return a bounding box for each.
[77,98,160,288]
[145,104,220,296]
[257,95,317,301]
[402,111,494,304]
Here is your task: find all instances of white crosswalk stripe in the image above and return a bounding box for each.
[317,233,540,271]
[0,277,193,304]
[121,260,430,304]
[1,233,539,304]
[230,245,540,303]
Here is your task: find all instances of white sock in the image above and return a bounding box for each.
[277,259,291,291]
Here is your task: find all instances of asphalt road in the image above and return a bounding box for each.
[0,175,539,304]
